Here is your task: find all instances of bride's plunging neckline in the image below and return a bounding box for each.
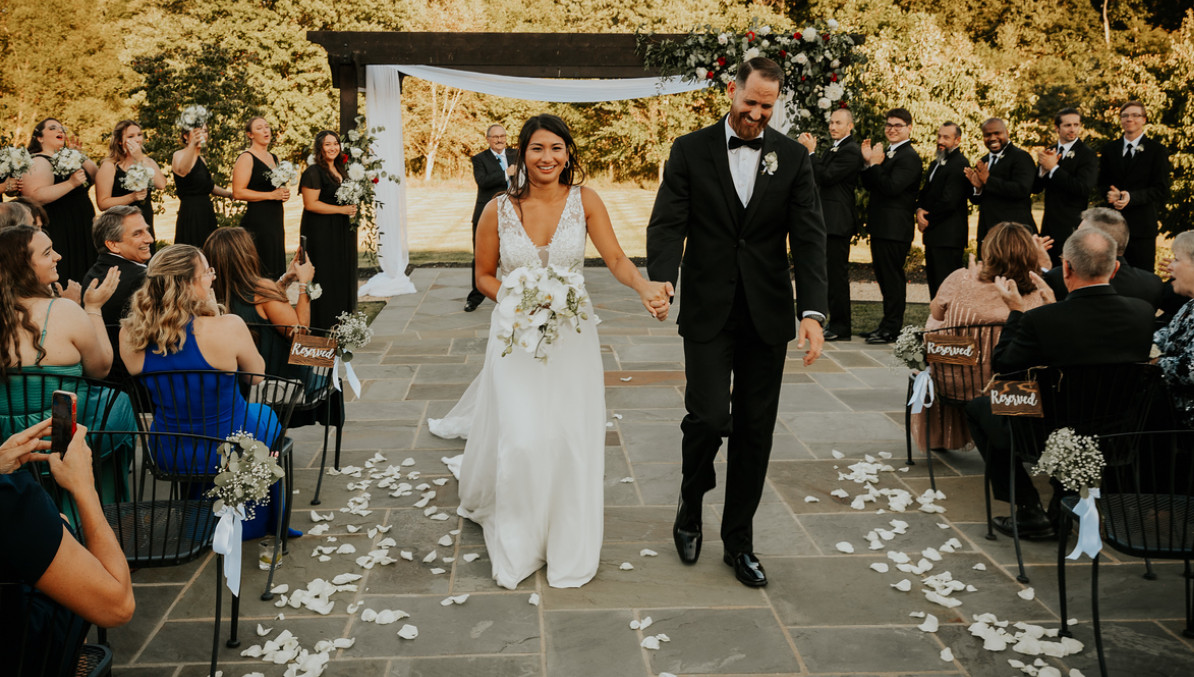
[510,187,575,250]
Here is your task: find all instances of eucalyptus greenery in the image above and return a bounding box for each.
[208,432,285,518]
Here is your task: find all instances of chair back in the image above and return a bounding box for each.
[244,323,336,416]
[924,323,1004,406]
[0,581,103,677]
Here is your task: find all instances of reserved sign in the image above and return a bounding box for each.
[289,334,338,367]
[989,380,1044,417]
[925,334,979,366]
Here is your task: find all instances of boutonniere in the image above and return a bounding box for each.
[1064,150,1075,159]
[886,147,896,159]
[760,152,778,176]
[829,145,839,153]
[1133,144,1144,155]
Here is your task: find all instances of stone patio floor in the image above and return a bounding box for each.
[107,267,1194,677]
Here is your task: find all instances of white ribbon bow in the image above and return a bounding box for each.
[1066,488,1103,560]
[907,368,934,415]
[212,505,246,597]
[332,355,362,398]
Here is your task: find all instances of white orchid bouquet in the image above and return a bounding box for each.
[330,310,373,362]
[496,265,591,363]
[328,116,394,232]
[893,325,927,371]
[1032,427,1105,497]
[120,164,154,193]
[175,104,211,132]
[50,148,88,179]
[0,146,34,180]
[207,432,284,519]
[266,160,298,188]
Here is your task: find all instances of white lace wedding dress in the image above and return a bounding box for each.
[430,186,604,589]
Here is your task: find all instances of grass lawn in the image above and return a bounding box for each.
[851,301,930,336]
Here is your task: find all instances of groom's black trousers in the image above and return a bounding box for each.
[680,290,787,554]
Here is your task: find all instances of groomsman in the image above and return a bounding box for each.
[965,118,1036,256]
[916,122,971,298]
[859,108,922,344]
[1032,108,1098,267]
[799,108,862,341]
[1098,101,1172,271]
[466,124,518,311]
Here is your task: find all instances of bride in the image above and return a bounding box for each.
[430,114,672,589]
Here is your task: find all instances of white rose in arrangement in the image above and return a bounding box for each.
[307,154,316,165]
[817,97,832,110]
[803,27,818,41]
[795,53,809,65]
[347,129,360,142]
[825,82,845,101]
[350,146,363,159]
[695,67,708,79]
[743,47,760,60]
[799,108,812,118]
[827,18,840,30]
[759,25,771,35]
[831,58,841,68]
[720,72,733,84]
[717,33,728,45]
[347,163,366,182]
[760,39,770,48]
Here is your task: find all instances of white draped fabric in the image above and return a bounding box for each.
[359,64,714,297]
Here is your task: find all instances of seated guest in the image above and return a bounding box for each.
[965,228,1154,538]
[119,244,291,540]
[0,421,135,677]
[81,205,154,383]
[0,201,34,229]
[912,222,1049,452]
[1154,231,1194,427]
[12,196,49,229]
[1042,207,1163,308]
[0,226,135,501]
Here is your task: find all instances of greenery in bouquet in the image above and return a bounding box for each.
[495,265,590,363]
[636,17,864,137]
[175,104,211,132]
[330,310,374,362]
[0,146,34,180]
[120,164,154,193]
[892,325,927,371]
[266,160,298,188]
[325,115,395,237]
[1032,427,1105,496]
[207,432,284,519]
[50,148,88,179]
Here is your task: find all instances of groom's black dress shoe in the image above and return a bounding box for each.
[673,498,702,565]
[724,551,768,587]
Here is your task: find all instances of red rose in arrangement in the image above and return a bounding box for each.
[779,50,787,58]
[793,31,802,40]
[840,101,849,109]
[822,33,830,41]
[707,71,715,79]
[717,57,726,66]
[830,73,838,82]
[372,177,379,184]
[746,31,756,41]
[341,153,348,163]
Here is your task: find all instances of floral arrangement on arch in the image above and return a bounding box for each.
[636,18,865,136]
[314,115,394,233]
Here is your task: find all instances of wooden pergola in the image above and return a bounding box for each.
[306,32,686,133]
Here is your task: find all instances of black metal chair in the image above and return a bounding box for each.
[1055,429,1194,677]
[995,363,1163,583]
[0,581,113,677]
[244,323,345,505]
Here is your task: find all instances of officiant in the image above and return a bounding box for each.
[466,124,518,312]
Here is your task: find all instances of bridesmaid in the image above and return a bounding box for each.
[300,130,358,330]
[96,120,167,246]
[21,118,98,284]
[232,117,289,279]
[171,124,231,247]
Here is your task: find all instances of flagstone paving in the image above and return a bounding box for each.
[109,268,1194,677]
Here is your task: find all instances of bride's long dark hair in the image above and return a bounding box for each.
[505,114,585,203]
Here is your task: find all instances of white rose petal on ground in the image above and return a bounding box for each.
[891,579,912,591]
[804,495,821,503]
[270,584,289,594]
[835,542,855,554]
[620,376,632,382]
[429,567,446,575]
[256,624,272,636]
[401,458,415,467]
[918,614,939,632]
[431,513,451,520]
[463,553,481,563]
[973,563,987,571]
[346,601,363,614]
[1018,587,1036,601]
[400,550,414,561]
[620,562,635,570]
[869,562,889,573]
[422,550,438,563]
[940,647,954,662]
[829,488,849,498]
[640,549,658,557]
[528,593,540,606]
[397,624,419,640]
[831,450,845,459]
[438,535,453,546]
[308,524,329,536]
[619,477,635,483]
[641,636,661,650]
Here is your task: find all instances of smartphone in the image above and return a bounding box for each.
[51,390,77,458]
[298,236,308,264]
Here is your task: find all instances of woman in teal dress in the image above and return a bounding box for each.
[0,226,135,502]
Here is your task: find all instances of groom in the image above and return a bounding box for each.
[647,57,828,587]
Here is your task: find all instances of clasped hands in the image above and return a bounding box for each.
[638,280,674,322]
[1106,185,1130,210]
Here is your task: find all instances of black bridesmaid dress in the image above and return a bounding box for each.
[238,152,286,279]
[299,165,358,330]
[112,164,157,246]
[36,154,96,285]
[173,157,218,247]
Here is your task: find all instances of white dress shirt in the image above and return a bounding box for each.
[1044,139,1078,178]
[724,117,761,207]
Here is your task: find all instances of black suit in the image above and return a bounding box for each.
[967,285,1155,505]
[1097,136,1172,270]
[860,141,922,334]
[648,118,827,553]
[810,135,862,334]
[970,143,1037,256]
[468,147,518,305]
[81,252,147,383]
[917,149,971,297]
[1032,140,1098,266]
[1042,257,1163,309]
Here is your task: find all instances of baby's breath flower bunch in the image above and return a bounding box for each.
[1032,427,1105,495]
[893,325,927,371]
[120,164,154,192]
[208,432,284,519]
[175,104,211,132]
[266,160,298,188]
[50,148,88,179]
[0,146,34,179]
[495,265,591,363]
[330,310,373,362]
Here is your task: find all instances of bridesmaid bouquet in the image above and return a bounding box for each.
[495,265,591,363]
[0,146,34,179]
[266,160,298,188]
[120,164,154,193]
[50,148,88,179]
[175,104,211,131]
[207,432,284,519]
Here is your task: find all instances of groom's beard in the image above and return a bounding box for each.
[730,112,768,140]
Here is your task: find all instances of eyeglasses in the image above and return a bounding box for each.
[884,122,908,129]
[200,267,216,279]
[1120,112,1145,119]
[488,135,507,140]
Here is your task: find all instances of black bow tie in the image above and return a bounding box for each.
[728,136,763,151]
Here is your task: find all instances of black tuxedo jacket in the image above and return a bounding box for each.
[647,119,828,345]
[970,143,1036,236]
[993,284,1154,373]
[1042,257,1163,309]
[1097,136,1172,240]
[810,135,862,238]
[471,148,518,225]
[81,252,147,326]
[860,142,922,243]
[917,149,971,249]
[1032,139,1098,243]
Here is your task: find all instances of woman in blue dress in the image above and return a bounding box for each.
[119,244,286,539]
